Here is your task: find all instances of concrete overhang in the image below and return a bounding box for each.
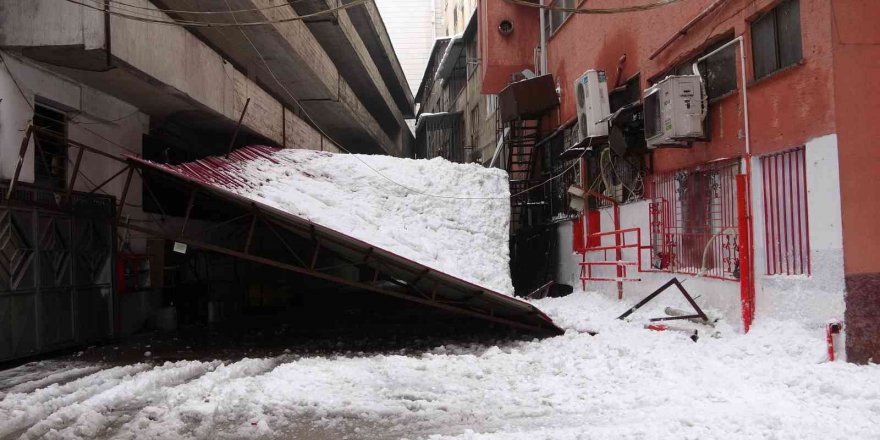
[0,0,333,157]
[288,0,414,119]
[151,0,411,157]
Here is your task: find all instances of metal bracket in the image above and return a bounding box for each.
[617,277,709,323]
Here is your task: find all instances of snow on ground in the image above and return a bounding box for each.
[228,149,513,294]
[1,292,879,440]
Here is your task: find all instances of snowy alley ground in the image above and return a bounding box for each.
[1,292,879,440]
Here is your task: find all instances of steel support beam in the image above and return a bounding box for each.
[118,222,557,334]
[6,126,33,201]
[180,187,198,234]
[87,166,130,196]
[115,167,135,224]
[66,146,85,200]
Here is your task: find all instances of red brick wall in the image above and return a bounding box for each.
[480,0,880,361]
[480,0,540,93]
[832,0,880,363]
[543,0,836,171]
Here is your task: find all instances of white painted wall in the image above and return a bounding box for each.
[556,138,847,331]
[751,134,846,327]
[0,51,150,253]
[374,0,443,95]
[555,199,743,328]
[0,53,36,184]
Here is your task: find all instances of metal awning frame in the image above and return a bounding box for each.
[3,129,562,335]
[120,155,562,336]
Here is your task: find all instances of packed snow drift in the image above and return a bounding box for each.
[221,149,513,295]
[2,292,879,440]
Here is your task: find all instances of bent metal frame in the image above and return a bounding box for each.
[4,126,563,336]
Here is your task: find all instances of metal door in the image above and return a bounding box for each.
[0,184,115,362]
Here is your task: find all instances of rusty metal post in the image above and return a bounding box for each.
[6,126,33,201]
[244,210,258,254]
[180,188,198,235]
[226,98,251,158]
[66,146,85,200]
[309,238,322,270]
[115,167,134,224]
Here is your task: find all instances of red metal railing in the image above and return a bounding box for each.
[579,227,644,292]
[759,147,810,276]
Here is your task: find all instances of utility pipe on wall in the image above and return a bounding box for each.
[691,36,750,157]
[692,36,756,331]
[538,0,547,75]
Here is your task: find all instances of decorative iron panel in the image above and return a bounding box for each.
[0,183,115,362]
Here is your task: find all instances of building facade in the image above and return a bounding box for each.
[478,0,880,362]
[0,0,413,362]
[415,12,499,165]
[375,0,445,95]
[443,0,479,35]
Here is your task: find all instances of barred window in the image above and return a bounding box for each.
[647,159,741,280]
[760,147,810,275]
[33,104,68,191]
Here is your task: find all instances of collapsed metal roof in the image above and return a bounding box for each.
[124,147,562,335]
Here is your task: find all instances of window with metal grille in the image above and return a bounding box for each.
[485,94,498,119]
[545,0,574,37]
[468,105,480,159]
[444,46,467,104]
[760,147,810,275]
[751,0,802,80]
[586,147,646,209]
[668,37,737,102]
[545,134,581,221]
[33,104,68,190]
[647,159,741,280]
[466,33,479,77]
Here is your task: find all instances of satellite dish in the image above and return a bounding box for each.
[610,125,627,156]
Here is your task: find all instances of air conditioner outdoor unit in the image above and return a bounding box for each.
[643,75,704,149]
[574,69,610,139]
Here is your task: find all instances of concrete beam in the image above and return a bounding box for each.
[343,0,415,115]
[153,0,407,156]
[290,0,413,130]
[0,0,335,154]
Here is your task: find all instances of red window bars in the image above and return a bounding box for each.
[647,159,741,281]
[760,147,810,276]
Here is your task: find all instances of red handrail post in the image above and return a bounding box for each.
[736,174,754,332]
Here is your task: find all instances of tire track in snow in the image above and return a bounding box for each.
[17,361,220,440]
[3,366,103,396]
[0,362,86,396]
[0,364,152,439]
[105,357,282,440]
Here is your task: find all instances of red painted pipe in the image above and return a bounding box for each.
[736,174,753,332]
[827,321,843,362]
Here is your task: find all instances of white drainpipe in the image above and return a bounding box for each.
[692,36,750,158]
[692,36,756,321]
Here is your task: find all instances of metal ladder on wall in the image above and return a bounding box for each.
[499,117,542,235]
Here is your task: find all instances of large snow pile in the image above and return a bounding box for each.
[3,293,879,439]
[226,149,513,294]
